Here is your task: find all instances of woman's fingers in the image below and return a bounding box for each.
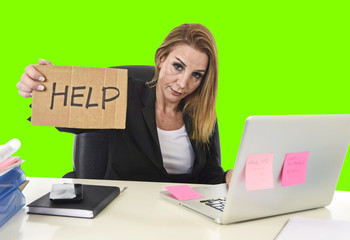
[16,80,32,92]
[38,58,52,65]
[19,72,45,92]
[18,89,33,98]
[226,169,233,186]
[17,59,52,98]
[24,64,46,82]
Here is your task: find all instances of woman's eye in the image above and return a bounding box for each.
[173,63,183,71]
[192,72,203,79]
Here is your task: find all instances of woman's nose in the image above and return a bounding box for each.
[177,72,191,88]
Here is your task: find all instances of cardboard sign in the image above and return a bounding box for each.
[31,65,128,129]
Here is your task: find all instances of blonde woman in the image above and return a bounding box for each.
[17,24,233,184]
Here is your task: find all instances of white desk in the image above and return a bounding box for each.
[1,177,350,240]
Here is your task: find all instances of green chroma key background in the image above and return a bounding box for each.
[1,1,349,190]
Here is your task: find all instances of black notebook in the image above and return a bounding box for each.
[27,184,120,218]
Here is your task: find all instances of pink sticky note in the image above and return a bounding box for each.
[165,185,204,201]
[282,151,309,187]
[245,153,274,191]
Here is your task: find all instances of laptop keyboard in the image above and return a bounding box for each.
[200,197,226,211]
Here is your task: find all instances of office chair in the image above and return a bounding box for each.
[62,65,155,179]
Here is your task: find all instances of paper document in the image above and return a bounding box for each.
[0,139,21,162]
[276,216,350,240]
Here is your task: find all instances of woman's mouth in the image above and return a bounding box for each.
[170,88,182,96]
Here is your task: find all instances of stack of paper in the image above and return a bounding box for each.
[0,139,27,227]
[276,216,350,240]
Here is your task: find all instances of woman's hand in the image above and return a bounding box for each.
[17,59,52,98]
[225,169,233,186]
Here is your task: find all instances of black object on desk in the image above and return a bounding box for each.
[27,185,120,218]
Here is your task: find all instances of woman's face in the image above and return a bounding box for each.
[156,43,208,106]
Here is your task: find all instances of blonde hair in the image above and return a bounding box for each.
[147,24,218,144]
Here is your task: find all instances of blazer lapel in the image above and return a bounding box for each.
[140,85,168,176]
[183,114,206,176]
[141,86,159,145]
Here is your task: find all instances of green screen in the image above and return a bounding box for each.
[1,1,349,191]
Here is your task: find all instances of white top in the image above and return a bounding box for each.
[157,125,195,174]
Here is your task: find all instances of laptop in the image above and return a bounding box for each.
[160,115,350,224]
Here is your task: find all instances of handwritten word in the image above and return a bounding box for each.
[50,83,120,110]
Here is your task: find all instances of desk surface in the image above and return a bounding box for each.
[1,177,350,240]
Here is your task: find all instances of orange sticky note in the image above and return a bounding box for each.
[282,151,309,187]
[165,185,203,201]
[245,153,274,191]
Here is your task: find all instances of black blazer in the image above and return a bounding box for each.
[59,77,226,184]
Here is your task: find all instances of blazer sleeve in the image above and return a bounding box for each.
[198,121,227,184]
